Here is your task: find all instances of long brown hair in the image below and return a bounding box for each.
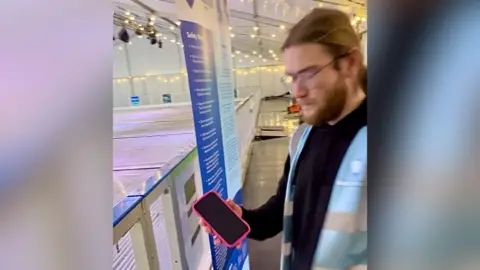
[282,8,367,92]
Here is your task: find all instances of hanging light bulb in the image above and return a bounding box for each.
[253,26,259,31]
[250,34,256,38]
[271,34,276,38]
[231,33,235,38]
[279,24,286,30]
[170,26,175,30]
[235,50,241,54]
[252,51,257,54]
[125,11,131,16]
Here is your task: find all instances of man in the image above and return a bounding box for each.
[202,8,367,269]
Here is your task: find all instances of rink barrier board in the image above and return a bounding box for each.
[112,91,261,270]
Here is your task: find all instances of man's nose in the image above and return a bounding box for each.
[291,83,308,99]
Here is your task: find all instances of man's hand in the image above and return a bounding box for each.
[198,199,244,249]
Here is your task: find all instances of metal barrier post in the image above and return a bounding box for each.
[130,201,161,270]
[160,183,189,270]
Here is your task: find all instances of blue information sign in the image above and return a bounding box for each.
[176,0,250,268]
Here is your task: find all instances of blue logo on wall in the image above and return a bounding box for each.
[130,96,140,106]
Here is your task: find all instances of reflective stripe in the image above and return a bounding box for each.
[282,242,292,256]
[335,180,365,187]
[323,212,367,233]
[285,201,294,216]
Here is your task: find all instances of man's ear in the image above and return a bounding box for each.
[339,48,363,78]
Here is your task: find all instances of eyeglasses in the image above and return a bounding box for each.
[281,53,350,91]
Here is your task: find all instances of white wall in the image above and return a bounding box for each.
[113,29,285,108]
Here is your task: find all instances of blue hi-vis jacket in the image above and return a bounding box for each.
[280,124,367,270]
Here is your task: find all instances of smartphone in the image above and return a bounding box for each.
[193,191,250,248]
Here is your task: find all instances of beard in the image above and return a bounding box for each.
[300,78,348,126]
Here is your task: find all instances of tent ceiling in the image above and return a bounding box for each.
[113,0,366,64]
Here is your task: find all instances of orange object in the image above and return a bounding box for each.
[288,104,301,114]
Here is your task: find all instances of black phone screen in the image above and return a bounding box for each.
[194,192,249,245]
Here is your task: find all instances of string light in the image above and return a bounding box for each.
[235,50,241,54]
[125,11,130,16]
[231,33,235,38]
[250,34,256,38]
[170,26,175,30]
[252,51,257,54]
[129,16,135,21]
[176,21,181,25]
[279,24,286,30]
[271,34,276,38]
[253,26,259,31]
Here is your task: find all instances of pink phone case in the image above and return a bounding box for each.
[192,191,251,248]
